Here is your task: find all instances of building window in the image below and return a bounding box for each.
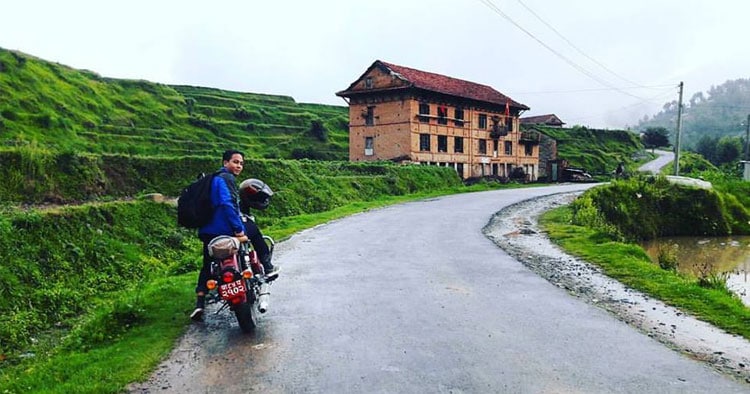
[504,141,513,155]
[437,106,448,125]
[456,163,464,177]
[365,136,374,156]
[365,77,373,89]
[493,139,498,155]
[478,113,487,129]
[454,136,464,153]
[437,135,448,152]
[419,103,430,123]
[478,139,487,155]
[524,143,533,156]
[420,133,431,151]
[365,106,374,126]
[454,108,464,127]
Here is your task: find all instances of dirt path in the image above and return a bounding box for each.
[483,192,750,384]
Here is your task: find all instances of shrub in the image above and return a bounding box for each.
[579,176,746,241]
[309,120,327,142]
[656,243,678,271]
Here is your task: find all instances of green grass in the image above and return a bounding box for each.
[0,182,515,394]
[534,125,643,176]
[0,48,349,160]
[0,275,194,393]
[540,205,750,340]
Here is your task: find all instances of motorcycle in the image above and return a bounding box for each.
[204,215,276,333]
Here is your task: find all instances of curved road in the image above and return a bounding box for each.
[639,149,674,174]
[132,183,747,393]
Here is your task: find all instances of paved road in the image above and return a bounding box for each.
[132,182,748,393]
[639,149,674,174]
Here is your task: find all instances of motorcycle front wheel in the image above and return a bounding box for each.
[234,300,258,333]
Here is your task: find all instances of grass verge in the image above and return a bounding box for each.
[540,205,750,340]
[0,182,515,393]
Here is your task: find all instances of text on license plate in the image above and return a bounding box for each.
[219,279,246,298]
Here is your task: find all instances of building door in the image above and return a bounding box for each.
[551,162,558,182]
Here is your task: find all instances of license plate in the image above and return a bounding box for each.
[219,279,246,299]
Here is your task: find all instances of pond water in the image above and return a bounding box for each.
[640,236,750,306]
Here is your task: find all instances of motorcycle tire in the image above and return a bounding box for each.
[234,300,258,333]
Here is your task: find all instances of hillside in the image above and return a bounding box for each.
[635,78,750,150]
[531,125,644,175]
[0,47,349,159]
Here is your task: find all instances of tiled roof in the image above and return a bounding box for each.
[338,60,529,110]
[520,114,565,125]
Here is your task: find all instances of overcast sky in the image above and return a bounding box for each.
[2,0,748,129]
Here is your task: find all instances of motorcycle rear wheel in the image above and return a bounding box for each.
[234,300,258,333]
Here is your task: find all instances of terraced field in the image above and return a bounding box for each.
[0,47,349,159]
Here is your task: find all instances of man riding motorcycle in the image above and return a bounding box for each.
[191,150,278,321]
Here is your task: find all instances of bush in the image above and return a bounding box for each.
[576,176,747,241]
[309,120,327,142]
[656,243,678,271]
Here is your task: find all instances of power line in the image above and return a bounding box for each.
[475,0,649,101]
[515,0,647,89]
[563,88,678,123]
[512,84,675,95]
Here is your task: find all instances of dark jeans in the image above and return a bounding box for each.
[195,220,271,294]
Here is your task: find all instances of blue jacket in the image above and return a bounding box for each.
[198,168,244,236]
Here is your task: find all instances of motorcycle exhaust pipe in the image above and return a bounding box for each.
[258,283,270,313]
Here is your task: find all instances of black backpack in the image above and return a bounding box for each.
[177,172,218,228]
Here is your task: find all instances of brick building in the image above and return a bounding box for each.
[336,60,541,180]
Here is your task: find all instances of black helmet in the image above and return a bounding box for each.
[239,178,273,212]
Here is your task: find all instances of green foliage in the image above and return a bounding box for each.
[0,47,349,160]
[309,119,327,142]
[541,205,750,341]
[641,126,670,150]
[0,274,195,394]
[637,78,750,150]
[671,151,718,175]
[533,125,643,175]
[62,289,148,351]
[695,267,731,293]
[572,176,750,241]
[656,243,678,271]
[0,201,195,356]
[569,194,623,241]
[0,157,460,358]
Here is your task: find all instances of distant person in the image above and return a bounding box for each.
[191,149,278,321]
[615,162,625,179]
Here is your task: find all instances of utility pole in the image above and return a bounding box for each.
[673,81,684,176]
[745,114,750,161]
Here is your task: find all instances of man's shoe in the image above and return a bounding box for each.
[264,265,280,280]
[190,307,204,321]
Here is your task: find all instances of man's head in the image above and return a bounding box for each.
[222,149,245,176]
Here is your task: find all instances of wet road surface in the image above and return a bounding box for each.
[639,149,674,174]
[130,183,749,393]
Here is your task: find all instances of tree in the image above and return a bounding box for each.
[641,127,670,152]
[636,78,750,150]
[715,136,742,165]
[694,135,718,164]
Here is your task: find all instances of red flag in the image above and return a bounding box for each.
[504,102,510,118]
